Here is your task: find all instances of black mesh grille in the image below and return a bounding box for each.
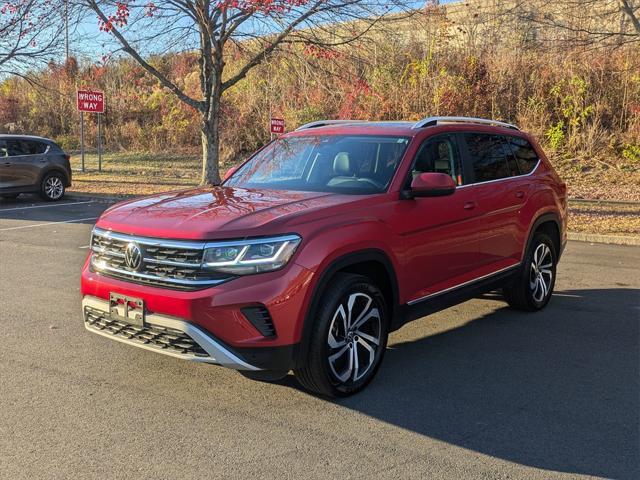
[84,306,209,358]
[241,306,276,337]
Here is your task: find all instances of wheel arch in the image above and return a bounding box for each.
[526,212,562,260]
[296,249,399,365]
[38,166,70,187]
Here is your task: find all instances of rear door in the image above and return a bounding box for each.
[4,139,47,188]
[459,133,526,269]
[390,133,483,302]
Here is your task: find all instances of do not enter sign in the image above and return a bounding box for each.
[77,90,105,113]
[270,118,285,135]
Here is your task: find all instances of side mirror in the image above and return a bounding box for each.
[403,172,456,199]
[222,166,238,182]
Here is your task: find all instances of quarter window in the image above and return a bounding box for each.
[25,140,47,154]
[464,134,518,183]
[508,136,539,174]
[0,139,7,157]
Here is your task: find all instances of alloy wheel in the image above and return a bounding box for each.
[327,292,382,384]
[45,175,64,200]
[529,243,553,303]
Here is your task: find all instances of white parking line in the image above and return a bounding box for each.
[0,201,94,212]
[0,217,98,231]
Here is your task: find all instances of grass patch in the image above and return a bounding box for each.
[69,152,201,195]
[568,201,640,237]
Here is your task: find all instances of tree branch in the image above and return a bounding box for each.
[619,0,640,34]
[85,0,203,111]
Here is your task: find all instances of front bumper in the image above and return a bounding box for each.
[82,296,261,371]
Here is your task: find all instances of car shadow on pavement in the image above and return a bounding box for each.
[284,288,640,479]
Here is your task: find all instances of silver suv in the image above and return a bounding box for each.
[0,135,72,201]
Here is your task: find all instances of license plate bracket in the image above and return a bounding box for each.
[109,293,145,327]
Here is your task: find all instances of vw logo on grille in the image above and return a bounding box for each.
[124,242,143,271]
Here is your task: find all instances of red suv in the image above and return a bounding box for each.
[82,117,567,397]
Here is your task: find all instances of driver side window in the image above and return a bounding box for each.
[411,135,463,185]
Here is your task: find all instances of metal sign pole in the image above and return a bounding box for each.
[98,113,102,172]
[80,111,85,172]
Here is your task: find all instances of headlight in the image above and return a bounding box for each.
[202,234,301,275]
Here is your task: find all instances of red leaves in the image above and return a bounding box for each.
[1,0,49,41]
[98,1,131,32]
[96,0,311,34]
[215,0,310,16]
[303,45,341,60]
[1,2,20,15]
[144,2,157,17]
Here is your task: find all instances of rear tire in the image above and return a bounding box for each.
[40,172,65,201]
[294,273,389,398]
[504,232,557,311]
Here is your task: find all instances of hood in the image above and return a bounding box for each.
[96,186,360,240]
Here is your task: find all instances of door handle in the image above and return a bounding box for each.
[463,201,476,210]
[515,191,525,199]
[3,162,11,166]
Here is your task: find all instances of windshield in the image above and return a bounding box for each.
[225,135,410,194]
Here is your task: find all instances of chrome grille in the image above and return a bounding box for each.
[90,227,229,290]
[84,306,209,358]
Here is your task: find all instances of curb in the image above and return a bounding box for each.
[568,232,640,246]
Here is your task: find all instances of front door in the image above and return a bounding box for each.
[4,139,45,188]
[390,134,483,303]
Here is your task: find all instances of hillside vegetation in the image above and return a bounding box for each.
[1,1,638,200]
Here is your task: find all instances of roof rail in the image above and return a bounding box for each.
[295,120,368,131]
[412,116,519,130]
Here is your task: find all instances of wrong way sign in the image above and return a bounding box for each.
[77,90,105,113]
[270,117,285,135]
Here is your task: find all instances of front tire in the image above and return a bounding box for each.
[294,273,389,397]
[40,172,65,201]
[504,232,557,311]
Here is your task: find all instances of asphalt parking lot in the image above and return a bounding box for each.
[1,194,638,480]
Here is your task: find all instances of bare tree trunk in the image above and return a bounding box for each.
[201,104,221,185]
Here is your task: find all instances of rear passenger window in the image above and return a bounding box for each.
[508,136,539,174]
[0,140,7,157]
[464,134,518,183]
[23,140,47,154]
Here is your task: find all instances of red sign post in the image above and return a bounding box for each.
[270,118,285,136]
[76,90,106,172]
